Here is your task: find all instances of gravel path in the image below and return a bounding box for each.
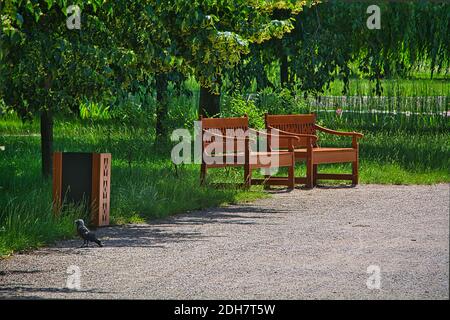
[0,184,448,299]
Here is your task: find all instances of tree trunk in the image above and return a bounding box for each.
[40,109,53,178]
[280,52,289,87]
[199,86,220,118]
[155,73,168,139]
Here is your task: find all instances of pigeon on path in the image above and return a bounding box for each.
[75,219,103,247]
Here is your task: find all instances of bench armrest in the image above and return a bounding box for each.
[202,129,255,143]
[314,125,363,138]
[250,128,300,151]
[266,126,318,142]
[250,128,300,141]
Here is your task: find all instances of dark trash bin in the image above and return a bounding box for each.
[53,152,111,227]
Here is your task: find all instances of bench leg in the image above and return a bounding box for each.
[244,164,252,188]
[288,155,295,190]
[306,157,314,189]
[264,173,271,190]
[200,163,207,185]
[352,161,358,185]
[352,141,359,186]
[313,164,318,187]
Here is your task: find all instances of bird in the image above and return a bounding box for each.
[75,219,103,247]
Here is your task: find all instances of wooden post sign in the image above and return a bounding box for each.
[53,152,111,227]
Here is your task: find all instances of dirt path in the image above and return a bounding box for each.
[0,184,448,299]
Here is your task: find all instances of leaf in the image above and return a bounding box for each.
[26,2,34,14]
[46,0,55,10]
[15,13,24,26]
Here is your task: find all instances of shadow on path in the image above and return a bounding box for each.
[0,285,111,298]
[38,202,286,251]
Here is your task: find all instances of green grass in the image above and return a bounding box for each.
[1,94,449,257]
[286,130,449,185]
[0,118,269,257]
[323,77,449,97]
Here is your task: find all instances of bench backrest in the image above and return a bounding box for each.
[201,115,249,134]
[265,113,317,148]
[200,115,249,155]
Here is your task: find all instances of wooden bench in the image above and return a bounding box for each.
[200,115,298,189]
[265,113,363,188]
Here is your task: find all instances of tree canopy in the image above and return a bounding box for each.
[228,1,449,95]
[0,0,448,177]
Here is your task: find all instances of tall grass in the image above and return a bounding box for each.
[310,96,449,133]
[0,122,265,257]
[324,77,449,97]
[306,78,450,132]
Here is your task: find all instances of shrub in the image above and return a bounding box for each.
[256,86,309,115]
[221,92,265,129]
[79,100,111,120]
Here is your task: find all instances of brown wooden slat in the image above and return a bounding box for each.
[91,153,100,226]
[316,173,354,180]
[294,177,307,184]
[91,153,111,227]
[201,116,248,130]
[313,148,355,152]
[265,114,316,148]
[312,150,357,164]
[265,113,361,187]
[205,163,244,168]
[52,152,62,215]
[201,115,296,189]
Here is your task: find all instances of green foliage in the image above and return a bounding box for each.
[109,92,153,126]
[0,119,267,256]
[79,100,110,120]
[166,93,198,131]
[256,86,309,115]
[150,0,315,93]
[324,77,449,97]
[0,0,449,258]
[221,93,265,129]
[1,113,449,256]
[0,0,172,124]
[0,190,88,257]
[0,1,125,120]
[228,1,449,95]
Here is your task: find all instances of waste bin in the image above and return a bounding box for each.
[53,152,110,227]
